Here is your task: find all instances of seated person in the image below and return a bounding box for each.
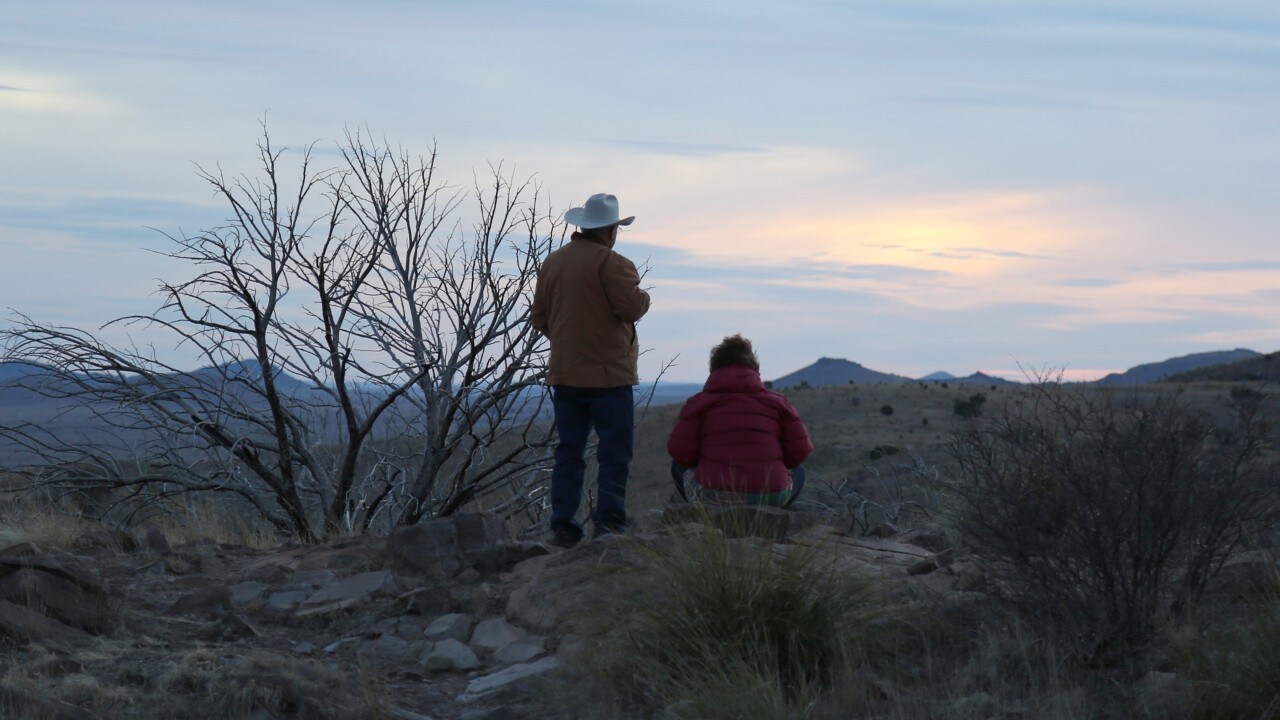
[667,334,813,506]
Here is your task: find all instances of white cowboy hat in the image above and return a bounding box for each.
[564,193,635,229]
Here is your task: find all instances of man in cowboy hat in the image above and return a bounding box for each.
[531,193,651,547]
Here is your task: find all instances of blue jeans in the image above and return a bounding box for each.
[549,385,633,536]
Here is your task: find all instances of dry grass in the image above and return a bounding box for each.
[1173,581,1280,719]
[0,499,96,551]
[148,497,281,548]
[580,521,890,719]
[1,641,391,720]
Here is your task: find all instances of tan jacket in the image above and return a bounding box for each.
[530,233,651,387]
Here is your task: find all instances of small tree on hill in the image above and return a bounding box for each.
[1,127,564,541]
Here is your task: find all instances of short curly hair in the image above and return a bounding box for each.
[709,334,760,372]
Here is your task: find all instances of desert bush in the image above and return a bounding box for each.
[868,444,902,461]
[952,393,987,418]
[880,404,895,416]
[805,452,934,534]
[940,380,1280,665]
[593,527,886,718]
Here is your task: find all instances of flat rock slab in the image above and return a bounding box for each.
[0,599,93,652]
[304,571,396,607]
[0,568,112,632]
[457,656,560,703]
[469,617,526,650]
[421,638,481,672]
[425,613,473,642]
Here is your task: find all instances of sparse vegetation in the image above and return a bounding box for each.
[941,378,1280,664]
[952,392,987,418]
[880,403,895,416]
[868,444,902,461]
[590,526,887,719]
[1,128,565,542]
[1174,584,1280,719]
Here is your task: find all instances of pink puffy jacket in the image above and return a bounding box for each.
[666,365,813,494]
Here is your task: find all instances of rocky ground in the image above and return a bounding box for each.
[0,507,973,720]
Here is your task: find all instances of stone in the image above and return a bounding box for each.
[144,527,171,556]
[386,523,464,580]
[459,708,509,720]
[469,617,527,651]
[324,637,358,653]
[285,569,337,591]
[0,567,112,633]
[163,553,201,575]
[457,656,560,702]
[454,512,513,553]
[0,545,107,595]
[295,537,383,572]
[659,505,823,540]
[299,570,396,612]
[907,548,959,576]
[266,591,308,614]
[230,581,269,608]
[895,528,952,552]
[164,585,231,618]
[505,549,634,635]
[421,638,481,672]
[424,613,473,642]
[357,634,425,666]
[493,636,546,665]
[0,599,94,652]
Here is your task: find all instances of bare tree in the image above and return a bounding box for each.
[0,127,564,541]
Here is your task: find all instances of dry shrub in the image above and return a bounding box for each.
[941,379,1280,664]
[865,618,1105,720]
[588,523,887,719]
[0,502,95,551]
[1174,584,1280,719]
[153,647,387,719]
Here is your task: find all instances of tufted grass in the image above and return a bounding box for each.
[1174,584,1280,720]
[588,523,889,719]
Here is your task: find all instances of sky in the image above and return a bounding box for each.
[3,1,1279,383]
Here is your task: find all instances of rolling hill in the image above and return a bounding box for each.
[1163,351,1280,383]
[1095,348,1261,385]
[770,357,913,388]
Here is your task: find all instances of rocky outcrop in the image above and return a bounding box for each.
[0,543,113,645]
[0,507,982,718]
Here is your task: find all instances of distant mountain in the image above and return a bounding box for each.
[642,382,704,407]
[0,361,55,383]
[186,360,315,396]
[919,371,956,382]
[1096,349,1261,385]
[918,370,1018,385]
[1163,350,1280,383]
[954,371,1018,386]
[771,357,913,389]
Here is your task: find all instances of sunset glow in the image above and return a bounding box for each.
[3,2,1278,382]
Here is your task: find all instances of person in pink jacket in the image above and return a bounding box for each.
[667,335,813,506]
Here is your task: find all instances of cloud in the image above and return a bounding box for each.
[593,138,769,157]
[1151,260,1280,274]
[1056,277,1124,288]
